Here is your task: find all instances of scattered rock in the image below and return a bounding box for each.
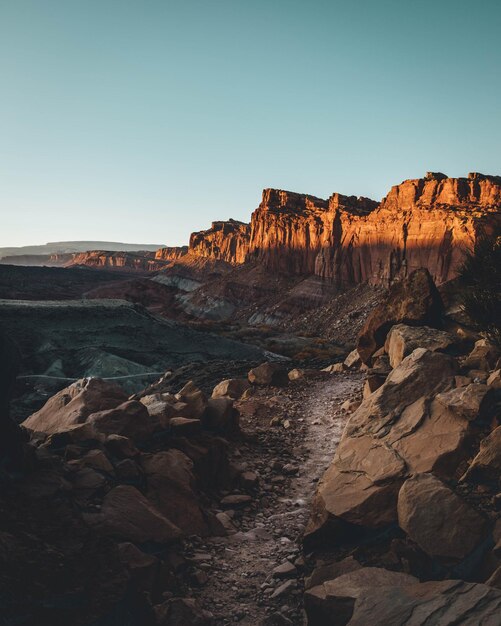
[248,363,289,387]
[211,378,251,399]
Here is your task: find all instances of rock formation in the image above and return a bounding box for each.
[189,219,250,264]
[180,172,501,287]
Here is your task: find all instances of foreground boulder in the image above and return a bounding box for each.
[88,400,154,440]
[248,362,288,386]
[211,378,250,399]
[140,450,210,536]
[347,579,501,625]
[22,378,128,435]
[384,324,459,368]
[304,567,417,626]
[397,473,488,559]
[357,268,444,364]
[86,484,182,544]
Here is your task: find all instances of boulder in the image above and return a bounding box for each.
[384,324,458,368]
[140,450,209,536]
[344,349,362,369]
[304,567,417,626]
[347,579,501,625]
[323,363,346,373]
[175,381,207,419]
[169,417,202,437]
[397,473,488,559]
[463,339,500,371]
[104,434,139,458]
[88,400,154,441]
[139,393,176,425]
[305,556,362,590]
[288,368,306,380]
[357,268,444,364]
[461,426,501,484]
[155,597,213,625]
[87,484,182,543]
[248,362,289,386]
[211,378,251,399]
[117,542,158,590]
[487,369,501,388]
[435,383,494,422]
[79,449,114,473]
[204,397,239,432]
[22,378,128,435]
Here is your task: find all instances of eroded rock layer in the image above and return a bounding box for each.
[184,173,501,286]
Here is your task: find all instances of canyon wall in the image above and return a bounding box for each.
[189,219,250,264]
[184,172,501,286]
[154,246,189,261]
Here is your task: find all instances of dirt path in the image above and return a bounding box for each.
[184,371,364,625]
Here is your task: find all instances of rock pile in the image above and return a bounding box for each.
[303,273,501,625]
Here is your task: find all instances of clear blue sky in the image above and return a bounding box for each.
[1,0,500,247]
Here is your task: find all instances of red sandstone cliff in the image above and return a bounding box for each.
[184,172,501,286]
[189,219,250,264]
[154,246,189,261]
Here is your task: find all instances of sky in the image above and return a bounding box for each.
[0,0,500,247]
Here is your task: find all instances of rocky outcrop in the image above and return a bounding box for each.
[357,268,444,364]
[153,245,189,261]
[189,219,250,264]
[316,172,501,286]
[183,173,501,288]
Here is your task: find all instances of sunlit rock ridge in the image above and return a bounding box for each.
[186,172,501,286]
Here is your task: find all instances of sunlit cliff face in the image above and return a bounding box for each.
[184,173,501,286]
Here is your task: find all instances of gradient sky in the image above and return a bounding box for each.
[1,0,500,247]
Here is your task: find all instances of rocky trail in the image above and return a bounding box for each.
[184,372,364,625]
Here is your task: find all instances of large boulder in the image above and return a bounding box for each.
[88,400,154,441]
[211,378,251,400]
[357,268,444,364]
[175,381,207,419]
[347,579,501,625]
[139,450,209,536]
[86,484,182,544]
[384,324,459,368]
[248,362,289,386]
[204,397,239,432]
[304,567,417,626]
[305,349,468,545]
[22,378,127,435]
[397,473,488,559]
